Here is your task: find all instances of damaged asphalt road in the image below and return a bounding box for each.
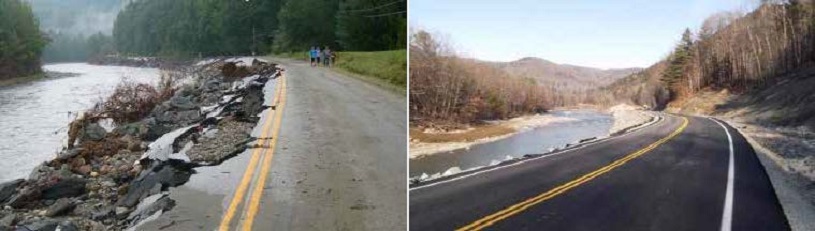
[139,57,406,230]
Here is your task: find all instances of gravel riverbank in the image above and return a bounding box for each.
[409,114,577,159]
[607,104,654,135]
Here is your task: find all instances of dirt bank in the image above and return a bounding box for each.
[666,67,815,231]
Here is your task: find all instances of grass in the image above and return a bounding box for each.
[409,124,516,143]
[274,49,407,90]
[334,50,406,87]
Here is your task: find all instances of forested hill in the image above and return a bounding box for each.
[490,57,640,90]
[114,0,406,57]
[0,0,47,78]
[598,1,815,115]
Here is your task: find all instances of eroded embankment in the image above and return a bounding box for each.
[0,58,281,230]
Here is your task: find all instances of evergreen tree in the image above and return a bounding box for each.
[0,0,48,78]
[335,0,406,51]
[661,28,693,88]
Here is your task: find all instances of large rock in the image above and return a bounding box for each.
[156,110,202,125]
[127,194,176,226]
[21,219,58,231]
[6,186,38,208]
[55,149,82,161]
[200,79,222,93]
[0,213,15,227]
[41,178,87,200]
[239,84,264,121]
[117,163,190,207]
[27,164,52,182]
[168,95,197,110]
[56,221,78,231]
[0,179,23,203]
[45,198,75,217]
[113,121,149,138]
[81,123,107,141]
[144,120,172,142]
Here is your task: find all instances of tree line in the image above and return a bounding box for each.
[410,31,553,127]
[600,0,815,109]
[113,0,406,58]
[0,0,47,78]
[42,32,114,63]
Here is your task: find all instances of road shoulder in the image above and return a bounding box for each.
[725,120,815,231]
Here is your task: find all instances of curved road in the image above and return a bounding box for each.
[410,114,789,230]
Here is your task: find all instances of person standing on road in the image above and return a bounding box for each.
[315,46,322,67]
[309,46,318,67]
[323,46,333,67]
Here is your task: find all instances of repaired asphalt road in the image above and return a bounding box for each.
[410,114,789,231]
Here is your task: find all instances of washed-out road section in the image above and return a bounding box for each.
[139,57,406,230]
[410,114,789,231]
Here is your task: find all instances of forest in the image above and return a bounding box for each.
[0,0,48,79]
[410,31,553,127]
[113,0,406,57]
[600,0,815,109]
[30,0,121,63]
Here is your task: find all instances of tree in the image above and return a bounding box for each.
[0,0,48,78]
[273,0,339,52]
[661,28,694,98]
[335,0,406,51]
[113,0,283,57]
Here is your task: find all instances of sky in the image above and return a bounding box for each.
[410,0,759,69]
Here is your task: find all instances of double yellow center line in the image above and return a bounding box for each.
[457,116,689,231]
[218,75,287,231]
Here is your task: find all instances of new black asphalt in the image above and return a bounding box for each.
[409,114,789,231]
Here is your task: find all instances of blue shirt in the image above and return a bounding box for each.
[310,49,318,58]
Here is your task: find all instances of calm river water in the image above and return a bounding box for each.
[409,110,613,179]
[0,63,159,182]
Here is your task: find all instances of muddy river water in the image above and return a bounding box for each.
[0,63,159,182]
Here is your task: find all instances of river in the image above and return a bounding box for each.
[0,63,160,182]
[409,110,613,179]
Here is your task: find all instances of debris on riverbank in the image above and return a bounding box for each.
[0,58,282,230]
[88,56,163,68]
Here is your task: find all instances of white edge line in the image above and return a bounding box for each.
[710,117,735,231]
[409,113,667,191]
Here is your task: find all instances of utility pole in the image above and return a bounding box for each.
[252,25,256,56]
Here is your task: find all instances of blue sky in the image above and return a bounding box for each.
[410,0,758,69]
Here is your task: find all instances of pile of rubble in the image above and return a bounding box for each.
[0,58,282,231]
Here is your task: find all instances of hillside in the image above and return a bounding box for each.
[491,57,641,90]
[600,2,815,129]
[595,3,815,223]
